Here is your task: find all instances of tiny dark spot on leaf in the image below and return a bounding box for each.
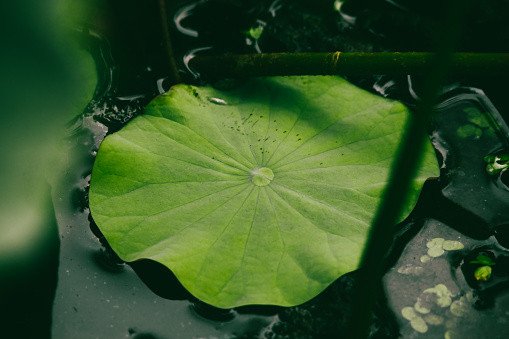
[283,131,287,133]
[298,138,302,141]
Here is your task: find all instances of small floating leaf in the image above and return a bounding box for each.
[414,300,431,314]
[423,313,444,325]
[427,238,445,248]
[445,330,459,339]
[410,316,428,333]
[402,306,418,320]
[89,76,439,308]
[398,264,424,275]
[428,246,445,257]
[450,297,470,317]
[442,240,464,251]
[421,284,453,308]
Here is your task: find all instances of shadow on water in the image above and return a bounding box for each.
[48,1,509,338]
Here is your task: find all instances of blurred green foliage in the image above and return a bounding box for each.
[0,0,96,292]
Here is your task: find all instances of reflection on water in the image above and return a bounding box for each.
[51,2,509,338]
[384,88,509,339]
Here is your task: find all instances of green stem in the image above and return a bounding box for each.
[157,0,181,86]
[189,52,509,78]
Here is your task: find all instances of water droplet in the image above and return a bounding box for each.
[207,97,228,105]
[251,167,274,187]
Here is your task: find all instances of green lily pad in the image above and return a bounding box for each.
[89,76,439,308]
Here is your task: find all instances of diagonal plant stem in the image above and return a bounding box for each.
[188,52,509,78]
[157,0,181,86]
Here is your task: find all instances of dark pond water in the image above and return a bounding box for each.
[46,1,509,338]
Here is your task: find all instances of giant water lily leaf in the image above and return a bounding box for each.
[89,76,439,308]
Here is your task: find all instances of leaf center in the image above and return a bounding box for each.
[250,167,274,187]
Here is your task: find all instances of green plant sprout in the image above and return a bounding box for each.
[246,26,264,40]
[469,254,496,281]
[483,154,509,175]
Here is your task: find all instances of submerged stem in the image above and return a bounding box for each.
[157,0,181,86]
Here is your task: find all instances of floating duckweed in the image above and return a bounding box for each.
[427,238,446,257]
[450,297,469,317]
[424,313,444,325]
[425,238,464,258]
[410,316,428,333]
[442,240,464,250]
[457,124,481,138]
[445,330,459,339]
[465,291,475,303]
[422,284,453,308]
[428,246,445,257]
[427,238,445,248]
[420,254,431,263]
[445,319,457,329]
[435,284,454,297]
[401,307,429,333]
[398,265,424,275]
[403,283,463,334]
[402,306,417,320]
[414,300,431,314]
